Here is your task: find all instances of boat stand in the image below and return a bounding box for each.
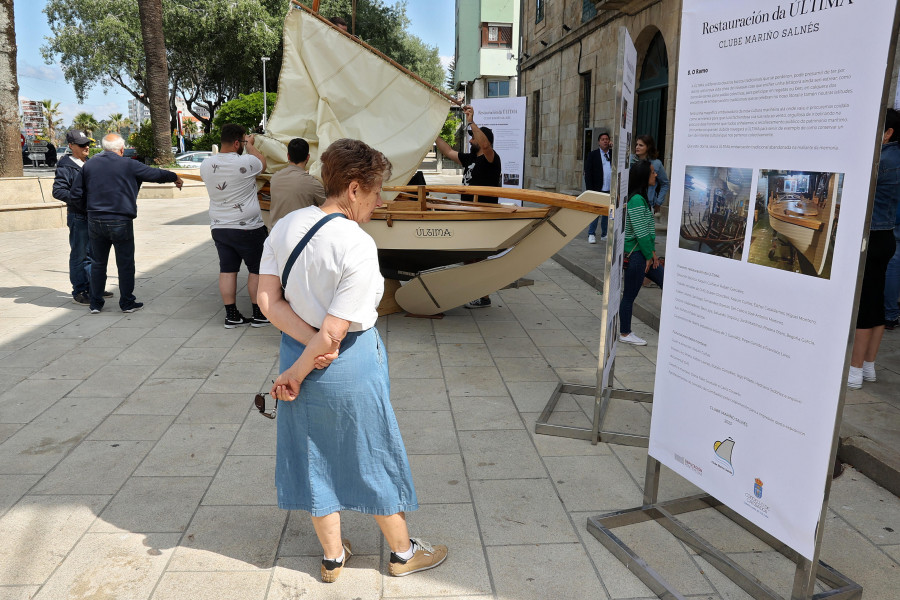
[586,458,862,600]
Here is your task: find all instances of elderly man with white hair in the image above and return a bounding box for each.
[72,133,183,313]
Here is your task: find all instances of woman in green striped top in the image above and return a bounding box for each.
[619,160,665,346]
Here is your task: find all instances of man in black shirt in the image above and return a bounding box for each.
[435,105,502,203]
[435,105,502,307]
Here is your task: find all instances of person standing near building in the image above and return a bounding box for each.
[584,131,613,243]
[268,138,326,227]
[630,135,670,211]
[74,133,182,314]
[52,129,111,305]
[883,193,900,330]
[200,123,271,329]
[848,108,900,387]
[434,105,502,308]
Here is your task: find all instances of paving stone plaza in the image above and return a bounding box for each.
[0,190,898,599]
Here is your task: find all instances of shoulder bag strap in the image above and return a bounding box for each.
[281,212,348,289]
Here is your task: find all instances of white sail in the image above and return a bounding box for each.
[256,6,452,197]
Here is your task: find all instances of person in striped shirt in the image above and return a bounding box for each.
[619,159,664,346]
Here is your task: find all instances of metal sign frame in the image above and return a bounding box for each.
[535,26,652,447]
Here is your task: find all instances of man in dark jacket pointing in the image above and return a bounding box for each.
[73,133,183,313]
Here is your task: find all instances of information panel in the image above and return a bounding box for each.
[472,97,527,205]
[648,0,898,559]
[601,28,637,389]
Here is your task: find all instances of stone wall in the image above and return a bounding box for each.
[520,0,681,194]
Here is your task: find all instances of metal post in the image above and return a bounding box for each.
[261,57,271,131]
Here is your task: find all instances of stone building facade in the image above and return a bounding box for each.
[519,0,900,196]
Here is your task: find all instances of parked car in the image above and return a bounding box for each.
[175,151,212,168]
[123,148,139,160]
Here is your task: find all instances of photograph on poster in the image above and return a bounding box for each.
[678,166,753,260]
[502,173,520,186]
[748,170,844,279]
[621,98,628,126]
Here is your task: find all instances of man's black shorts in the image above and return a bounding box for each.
[211,226,268,274]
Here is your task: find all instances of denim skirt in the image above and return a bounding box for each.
[275,328,418,517]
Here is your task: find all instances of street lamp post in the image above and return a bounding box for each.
[261,56,271,131]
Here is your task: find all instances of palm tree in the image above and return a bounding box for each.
[108,112,125,135]
[137,0,174,165]
[0,0,23,177]
[121,117,134,138]
[72,112,99,138]
[41,100,62,144]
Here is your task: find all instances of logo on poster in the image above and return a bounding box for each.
[712,437,735,475]
[744,477,770,517]
[674,452,703,476]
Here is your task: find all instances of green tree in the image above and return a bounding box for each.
[72,112,99,137]
[108,113,125,135]
[41,100,62,144]
[42,0,283,134]
[439,112,462,147]
[318,0,445,88]
[212,92,277,135]
[1,0,23,177]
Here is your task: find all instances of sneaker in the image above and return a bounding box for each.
[618,332,647,346]
[224,313,251,329]
[600,234,608,241]
[389,538,448,577]
[862,361,876,382]
[588,234,597,244]
[102,290,114,298]
[122,302,144,313]
[72,291,90,305]
[89,307,101,314]
[464,297,491,309]
[321,539,352,583]
[885,317,899,330]
[251,308,270,328]
[847,366,862,389]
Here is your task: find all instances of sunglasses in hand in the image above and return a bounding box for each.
[254,392,277,419]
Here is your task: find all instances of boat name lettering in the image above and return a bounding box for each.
[415,227,453,238]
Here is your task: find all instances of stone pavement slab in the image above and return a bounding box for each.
[0,196,897,599]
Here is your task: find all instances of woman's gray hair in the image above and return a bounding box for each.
[101,133,126,153]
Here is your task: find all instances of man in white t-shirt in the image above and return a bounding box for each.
[200,123,270,328]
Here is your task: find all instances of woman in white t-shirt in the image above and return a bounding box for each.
[257,139,447,583]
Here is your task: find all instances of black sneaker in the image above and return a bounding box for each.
[251,308,270,328]
[886,317,899,331]
[72,292,90,305]
[122,302,144,313]
[464,297,491,309]
[102,290,114,298]
[225,313,251,329]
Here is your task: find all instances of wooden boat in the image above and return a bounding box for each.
[765,172,840,275]
[185,2,611,314]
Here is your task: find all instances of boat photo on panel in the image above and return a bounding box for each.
[748,170,844,279]
[679,166,753,260]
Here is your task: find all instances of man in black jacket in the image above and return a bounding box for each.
[73,133,183,313]
[52,129,112,305]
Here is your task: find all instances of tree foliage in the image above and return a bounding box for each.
[42,0,283,131]
[439,112,462,147]
[72,112,99,137]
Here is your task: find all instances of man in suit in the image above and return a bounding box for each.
[584,131,612,243]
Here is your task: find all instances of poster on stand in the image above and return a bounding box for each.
[648,0,899,560]
[601,27,637,389]
[472,97,527,205]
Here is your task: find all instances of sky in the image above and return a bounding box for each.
[14,0,456,128]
